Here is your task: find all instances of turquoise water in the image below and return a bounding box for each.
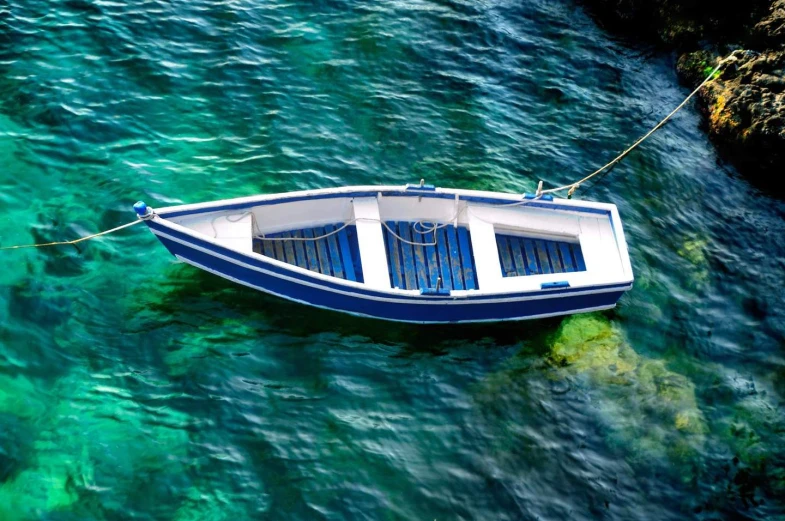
[1,0,785,519]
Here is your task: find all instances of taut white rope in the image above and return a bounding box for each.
[0,219,143,251]
[537,57,731,197]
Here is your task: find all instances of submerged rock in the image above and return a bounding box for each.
[677,237,708,266]
[676,236,711,287]
[0,449,88,521]
[0,374,48,420]
[720,394,785,499]
[549,314,638,382]
[548,315,707,471]
[0,370,192,519]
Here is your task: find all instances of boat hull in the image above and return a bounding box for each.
[149,221,629,324]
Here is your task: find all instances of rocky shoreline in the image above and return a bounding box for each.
[581,0,785,185]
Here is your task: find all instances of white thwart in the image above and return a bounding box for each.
[352,197,391,290]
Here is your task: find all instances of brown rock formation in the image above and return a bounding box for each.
[753,0,785,45]
[679,49,785,175]
[583,0,785,182]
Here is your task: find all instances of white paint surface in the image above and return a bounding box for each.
[352,197,392,289]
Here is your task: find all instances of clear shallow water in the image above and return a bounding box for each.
[1,0,784,519]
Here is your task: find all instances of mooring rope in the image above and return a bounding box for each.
[0,219,144,251]
[1,59,728,252]
[537,57,730,197]
[0,194,540,252]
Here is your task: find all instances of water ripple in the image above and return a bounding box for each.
[1,0,785,519]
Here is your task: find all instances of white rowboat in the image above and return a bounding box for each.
[135,184,634,323]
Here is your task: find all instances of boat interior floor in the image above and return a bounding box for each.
[253,221,586,291]
[495,233,586,278]
[254,223,365,283]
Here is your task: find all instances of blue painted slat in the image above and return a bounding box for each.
[457,227,476,290]
[291,230,308,269]
[559,242,576,272]
[302,228,321,273]
[313,226,332,276]
[261,238,275,259]
[346,226,364,283]
[534,240,553,274]
[337,227,357,282]
[546,241,563,273]
[324,224,345,279]
[398,222,418,290]
[497,236,515,277]
[412,224,429,290]
[253,239,262,255]
[385,222,405,289]
[572,243,587,272]
[522,239,539,275]
[445,226,463,290]
[435,227,453,290]
[422,224,439,288]
[280,232,296,265]
[509,237,528,276]
[273,237,286,263]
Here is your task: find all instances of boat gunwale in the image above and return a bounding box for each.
[154,185,615,218]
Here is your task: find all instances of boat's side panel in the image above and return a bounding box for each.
[156,186,614,221]
[153,232,626,323]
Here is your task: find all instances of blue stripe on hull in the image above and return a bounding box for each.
[155,235,626,323]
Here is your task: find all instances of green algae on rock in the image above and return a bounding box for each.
[677,237,709,267]
[676,236,711,288]
[549,314,637,381]
[548,314,707,470]
[692,49,785,177]
[719,393,785,498]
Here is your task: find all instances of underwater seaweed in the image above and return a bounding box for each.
[548,314,708,475]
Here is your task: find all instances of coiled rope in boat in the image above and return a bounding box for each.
[0,58,729,251]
